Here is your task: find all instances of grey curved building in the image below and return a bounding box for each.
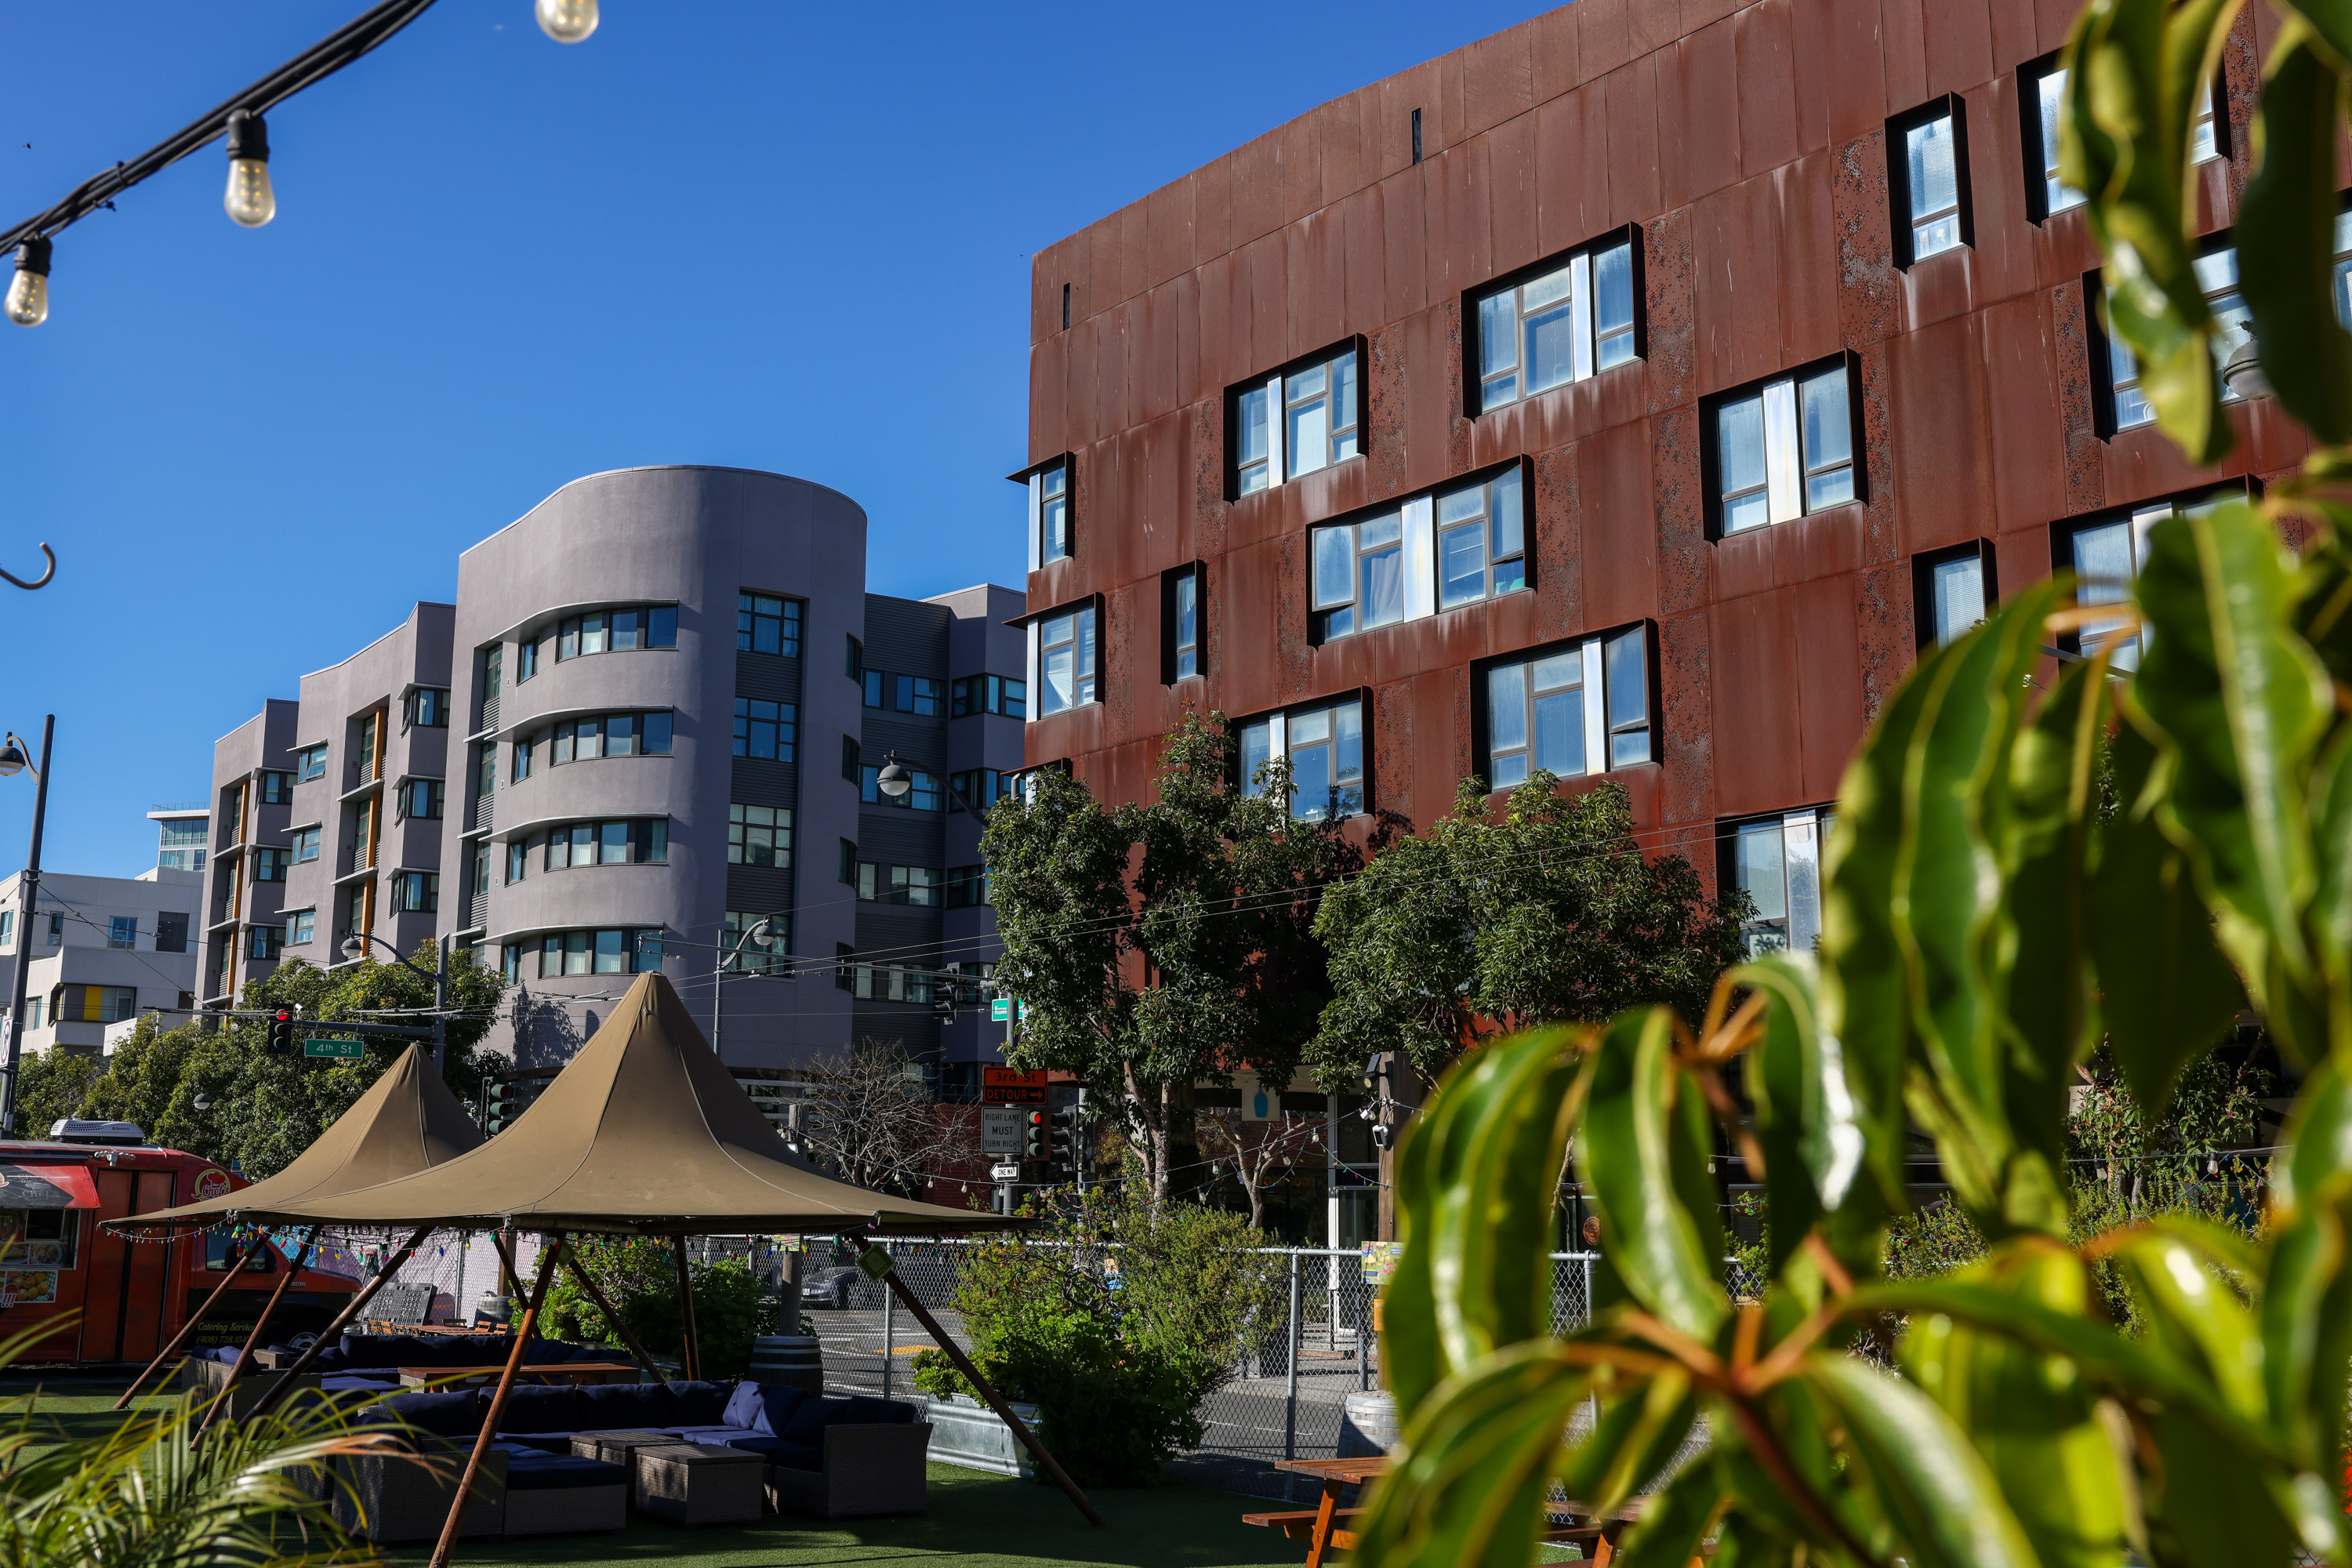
[198,466,1025,1082]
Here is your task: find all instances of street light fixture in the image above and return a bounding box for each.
[339,928,451,1074]
[638,920,775,1065]
[0,717,54,1136]
[876,753,913,798]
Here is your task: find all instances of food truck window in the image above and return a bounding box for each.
[0,1209,78,1270]
[205,1233,275,1272]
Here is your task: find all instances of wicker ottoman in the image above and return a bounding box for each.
[501,1450,630,1537]
[633,1443,765,1526]
[333,1438,508,1543]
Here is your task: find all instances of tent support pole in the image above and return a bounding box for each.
[241,1225,433,1425]
[673,1236,700,1381]
[488,1227,519,1323]
[866,1242,1105,1528]
[427,1234,564,1568]
[114,1229,274,1410]
[193,1226,318,1445]
[561,1248,673,1385]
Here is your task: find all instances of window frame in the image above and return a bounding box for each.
[285,909,315,946]
[731,697,798,762]
[2091,239,2250,436]
[546,603,678,663]
[1227,339,1366,498]
[1465,228,1646,419]
[1912,539,1999,650]
[1017,455,1076,569]
[1886,96,1975,267]
[1719,808,1836,957]
[541,818,669,870]
[1028,598,1101,719]
[1163,562,1204,684]
[950,674,1029,718]
[2018,53,2087,223]
[1701,354,1865,539]
[1475,623,1658,792]
[1309,461,1530,644]
[1235,691,1372,822]
[294,744,328,782]
[401,687,452,731]
[736,592,804,657]
[2049,483,2252,667]
[727,803,793,869]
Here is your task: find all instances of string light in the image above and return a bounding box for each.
[222,110,274,229]
[6,239,49,328]
[535,0,599,42]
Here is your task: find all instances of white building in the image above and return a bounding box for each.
[0,866,201,1056]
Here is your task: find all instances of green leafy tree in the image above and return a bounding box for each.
[982,712,1355,1205]
[540,1239,779,1377]
[1308,774,1748,1086]
[9,1048,100,1140]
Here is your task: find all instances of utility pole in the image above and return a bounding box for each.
[432,934,448,1075]
[1,717,55,1138]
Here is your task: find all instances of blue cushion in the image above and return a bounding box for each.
[576,1381,686,1427]
[720,1378,762,1429]
[709,1433,798,1461]
[753,1384,811,1436]
[674,1381,728,1425]
[319,1374,398,1393]
[519,1338,577,1365]
[384,1390,480,1439]
[492,1385,580,1434]
[495,1446,629,1492]
[495,1432,579,1455]
[842,1396,918,1426]
[777,1396,854,1446]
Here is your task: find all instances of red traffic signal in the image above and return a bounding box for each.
[268,1008,295,1054]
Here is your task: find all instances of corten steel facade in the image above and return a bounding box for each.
[1017,0,2309,918]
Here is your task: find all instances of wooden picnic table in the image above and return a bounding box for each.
[1249,1457,1650,1568]
[395,1362,641,1389]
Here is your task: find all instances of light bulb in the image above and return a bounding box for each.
[223,111,274,229]
[535,0,598,42]
[6,238,49,328]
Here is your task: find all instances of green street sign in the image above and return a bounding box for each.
[303,1039,365,1059]
[991,999,1009,1022]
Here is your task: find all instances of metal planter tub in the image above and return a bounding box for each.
[924,1393,1040,1479]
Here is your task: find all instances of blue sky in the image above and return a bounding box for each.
[0,0,1549,878]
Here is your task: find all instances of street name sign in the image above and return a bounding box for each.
[303,1039,365,1059]
[981,1106,1022,1154]
[980,1065,1048,1105]
[989,999,1032,1022]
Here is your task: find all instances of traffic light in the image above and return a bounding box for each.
[1023,1110,1047,1160]
[267,1008,295,1055]
[1047,1104,1083,1177]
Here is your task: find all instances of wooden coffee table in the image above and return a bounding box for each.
[394,1361,639,1389]
[633,1443,765,1526]
[571,1429,680,1465]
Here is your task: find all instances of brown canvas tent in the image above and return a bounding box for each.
[100,1044,484,1412]
[247,972,1100,1564]
[244,971,1004,1235]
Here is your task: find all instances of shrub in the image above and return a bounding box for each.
[540,1240,779,1377]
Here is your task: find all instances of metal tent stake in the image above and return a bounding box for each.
[241,1225,432,1425]
[427,1235,564,1568]
[114,1229,274,1410]
[862,1243,1105,1527]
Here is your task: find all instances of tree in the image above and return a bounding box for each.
[56,944,504,1178]
[800,1037,982,1196]
[9,1048,100,1139]
[982,711,1356,1206]
[1195,1107,1322,1230]
[1308,774,1748,1085]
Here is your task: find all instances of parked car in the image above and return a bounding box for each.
[801,1267,861,1309]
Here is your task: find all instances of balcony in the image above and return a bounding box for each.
[472,794,493,833]
[475,692,500,736]
[334,840,379,886]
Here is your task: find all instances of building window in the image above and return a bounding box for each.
[550,604,679,662]
[724,911,790,974]
[835,943,857,991]
[1711,359,1857,535]
[543,819,669,869]
[841,735,860,782]
[946,865,991,908]
[949,769,1011,811]
[848,962,937,1004]
[1915,543,1994,648]
[728,804,793,867]
[1035,604,1097,717]
[506,840,528,884]
[542,710,676,765]
[253,848,289,882]
[512,737,534,782]
[108,916,137,949]
[840,839,856,884]
[2024,58,2086,219]
[847,635,862,681]
[2334,210,2352,326]
[951,674,1026,718]
[2067,504,2169,670]
[1239,696,1366,822]
[1166,566,1201,681]
[517,637,539,682]
[860,766,943,810]
[895,675,943,716]
[286,909,315,946]
[155,911,188,954]
[402,688,451,730]
[1473,233,1640,415]
[2190,71,2225,163]
[1726,809,1835,956]
[527,927,662,978]
[1436,467,1526,612]
[1889,100,1971,265]
[258,771,293,805]
[249,926,284,960]
[395,779,445,821]
[2103,247,2249,431]
[292,826,321,863]
[859,864,941,906]
[2,910,13,947]
[1234,344,1360,495]
[1482,625,1653,789]
[1312,512,1405,640]
[44,913,60,946]
[59,983,140,1022]
[738,593,803,656]
[295,744,328,782]
[732,699,797,761]
[1033,459,1071,564]
[393,872,438,913]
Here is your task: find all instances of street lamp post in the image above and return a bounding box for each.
[340,929,448,1073]
[0,717,53,1137]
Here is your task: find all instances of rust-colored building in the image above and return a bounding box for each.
[1017,0,2310,946]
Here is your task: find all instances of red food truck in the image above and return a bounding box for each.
[0,1127,360,1367]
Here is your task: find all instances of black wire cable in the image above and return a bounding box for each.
[0,0,443,255]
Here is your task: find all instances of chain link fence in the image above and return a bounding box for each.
[803,1240,1613,1501]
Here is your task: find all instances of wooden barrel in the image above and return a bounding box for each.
[1339,1390,1399,1457]
[748,1334,822,1393]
